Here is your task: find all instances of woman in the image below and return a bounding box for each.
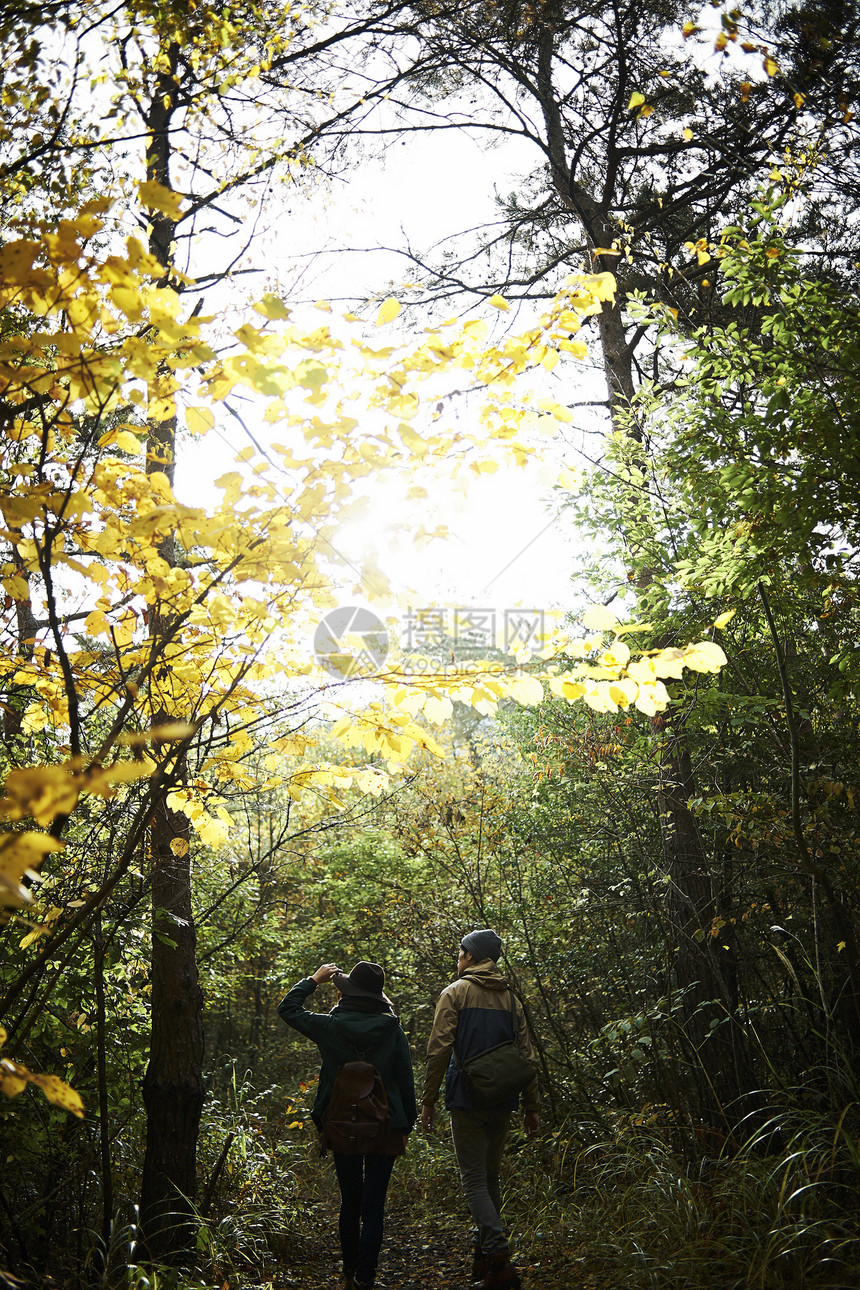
[279,960,416,1290]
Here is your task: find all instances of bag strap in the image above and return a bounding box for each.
[510,989,526,1045]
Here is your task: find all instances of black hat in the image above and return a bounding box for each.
[334,961,390,1003]
[461,929,502,963]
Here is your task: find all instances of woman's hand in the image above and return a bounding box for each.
[311,963,340,984]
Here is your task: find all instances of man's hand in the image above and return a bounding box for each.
[312,963,340,984]
[420,1104,435,1134]
[523,1111,540,1138]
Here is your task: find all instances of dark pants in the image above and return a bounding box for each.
[332,1151,397,1285]
[450,1107,511,1256]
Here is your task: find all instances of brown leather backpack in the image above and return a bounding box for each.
[320,1057,390,1154]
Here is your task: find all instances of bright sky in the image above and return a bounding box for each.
[176,124,611,636]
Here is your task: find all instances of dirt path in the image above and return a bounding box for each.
[270,1196,581,1290]
[273,1199,477,1288]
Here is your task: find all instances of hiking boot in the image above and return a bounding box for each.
[343,1273,356,1290]
[472,1252,522,1290]
[470,1247,490,1279]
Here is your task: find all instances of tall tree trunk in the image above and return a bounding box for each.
[3,557,36,747]
[536,32,759,1116]
[656,714,752,1127]
[140,789,204,1259]
[138,45,206,1261]
[94,917,113,1264]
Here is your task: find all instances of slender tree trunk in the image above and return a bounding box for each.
[138,45,206,1260]
[140,789,204,1259]
[656,714,753,1126]
[535,30,760,1116]
[94,917,113,1264]
[3,557,36,746]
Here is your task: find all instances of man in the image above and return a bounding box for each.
[420,929,540,1290]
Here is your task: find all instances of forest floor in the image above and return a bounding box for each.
[274,1198,591,1290]
[270,1185,599,1290]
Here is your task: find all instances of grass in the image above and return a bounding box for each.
[66,1090,860,1290]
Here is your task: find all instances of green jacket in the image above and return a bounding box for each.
[278,977,417,1133]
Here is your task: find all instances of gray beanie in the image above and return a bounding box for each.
[461,928,502,963]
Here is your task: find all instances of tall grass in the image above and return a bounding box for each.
[497,1093,860,1289]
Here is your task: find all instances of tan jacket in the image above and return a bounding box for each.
[422,959,540,1113]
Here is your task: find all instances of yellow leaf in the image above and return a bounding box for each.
[197,815,230,849]
[423,694,453,725]
[557,464,582,491]
[110,285,144,320]
[507,674,544,705]
[581,604,619,631]
[0,239,41,281]
[254,292,290,320]
[138,180,185,220]
[634,680,669,715]
[764,55,779,76]
[628,92,646,110]
[114,430,143,454]
[714,608,736,629]
[150,722,196,741]
[101,761,155,784]
[593,247,622,256]
[0,1054,85,1117]
[0,831,64,907]
[170,838,190,857]
[583,683,618,713]
[683,127,694,141]
[376,297,401,326]
[653,647,686,679]
[186,406,215,434]
[31,1072,85,1117]
[397,423,427,457]
[489,294,511,311]
[85,609,111,637]
[610,678,639,707]
[19,925,50,949]
[549,677,587,703]
[682,641,728,674]
[0,1065,27,1098]
[600,641,631,670]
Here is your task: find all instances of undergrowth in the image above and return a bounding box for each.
[65,1084,860,1290]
